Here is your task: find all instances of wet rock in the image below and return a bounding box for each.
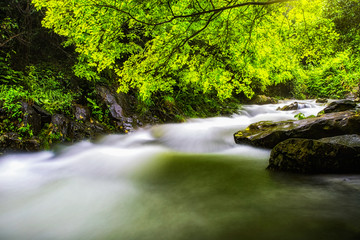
[95,86,141,132]
[267,135,360,173]
[73,104,90,121]
[32,104,52,126]
[21,102,42,135]
[323,100,357,114]
[68,120,108,141]
[50,113,108,143]
[277,102,310,111]
[234,111,360,149]
[0,133,41,153]
[96,86,125,120]
[51,114,70,141]
[316,98,328,103]
[250,95,278,105]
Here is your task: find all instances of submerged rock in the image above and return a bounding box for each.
[234,111,360,148]
[323,100,357,114]
[267,135,360,173]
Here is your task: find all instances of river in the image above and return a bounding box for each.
[0,100,359,240]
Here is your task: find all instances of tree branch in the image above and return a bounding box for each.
[92,0,297,26]
[0,32,26,48]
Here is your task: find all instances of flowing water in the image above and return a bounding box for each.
[0,100,360,240]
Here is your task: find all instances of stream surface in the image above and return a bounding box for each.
[0,100,360,240]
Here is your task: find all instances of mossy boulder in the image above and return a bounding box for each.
[234,111,360,148]
[0,133,41,154]
[250,95,278,105]
[267,135,360,173]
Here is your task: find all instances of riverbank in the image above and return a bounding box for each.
[0,83,241,154]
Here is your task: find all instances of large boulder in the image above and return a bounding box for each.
[267,135,360,173]
[234,111,360,148]
[323,100,357,114]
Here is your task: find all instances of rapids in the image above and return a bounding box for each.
[0,100,359,240]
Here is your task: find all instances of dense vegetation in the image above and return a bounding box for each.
[1,0,360,144]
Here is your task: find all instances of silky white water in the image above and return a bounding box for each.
[0,100,359,240]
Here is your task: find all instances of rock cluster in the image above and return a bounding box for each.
[234,100,360,173]
[0,86,150,154]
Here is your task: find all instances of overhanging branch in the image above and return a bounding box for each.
[92,0,297,26]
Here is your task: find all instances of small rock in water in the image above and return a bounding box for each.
[276,102,310,111]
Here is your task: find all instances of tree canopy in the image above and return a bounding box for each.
[31,0,357,103]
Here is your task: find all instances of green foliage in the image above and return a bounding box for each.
[32,0,344,105]
[294,112,316,120]
[0,85,30,137]
[86,97,104,122]
[0,85,28,118]
[293,50,360,98]
[0,63,80,138]
[23,65,78,114]
[294,112,306,120]
[324,0,360,52]
[0,55,24,84]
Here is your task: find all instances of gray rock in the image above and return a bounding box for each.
[277,102,310,111]
[51,114,70,141]
[96,86,125,120]
[73,104,90,121]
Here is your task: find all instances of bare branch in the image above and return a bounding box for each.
[0,32,26,48]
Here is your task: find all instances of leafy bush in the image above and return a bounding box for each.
[23,65,78,114]
[293,51,359,99]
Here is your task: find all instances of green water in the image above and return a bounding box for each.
[0,101,359,239]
